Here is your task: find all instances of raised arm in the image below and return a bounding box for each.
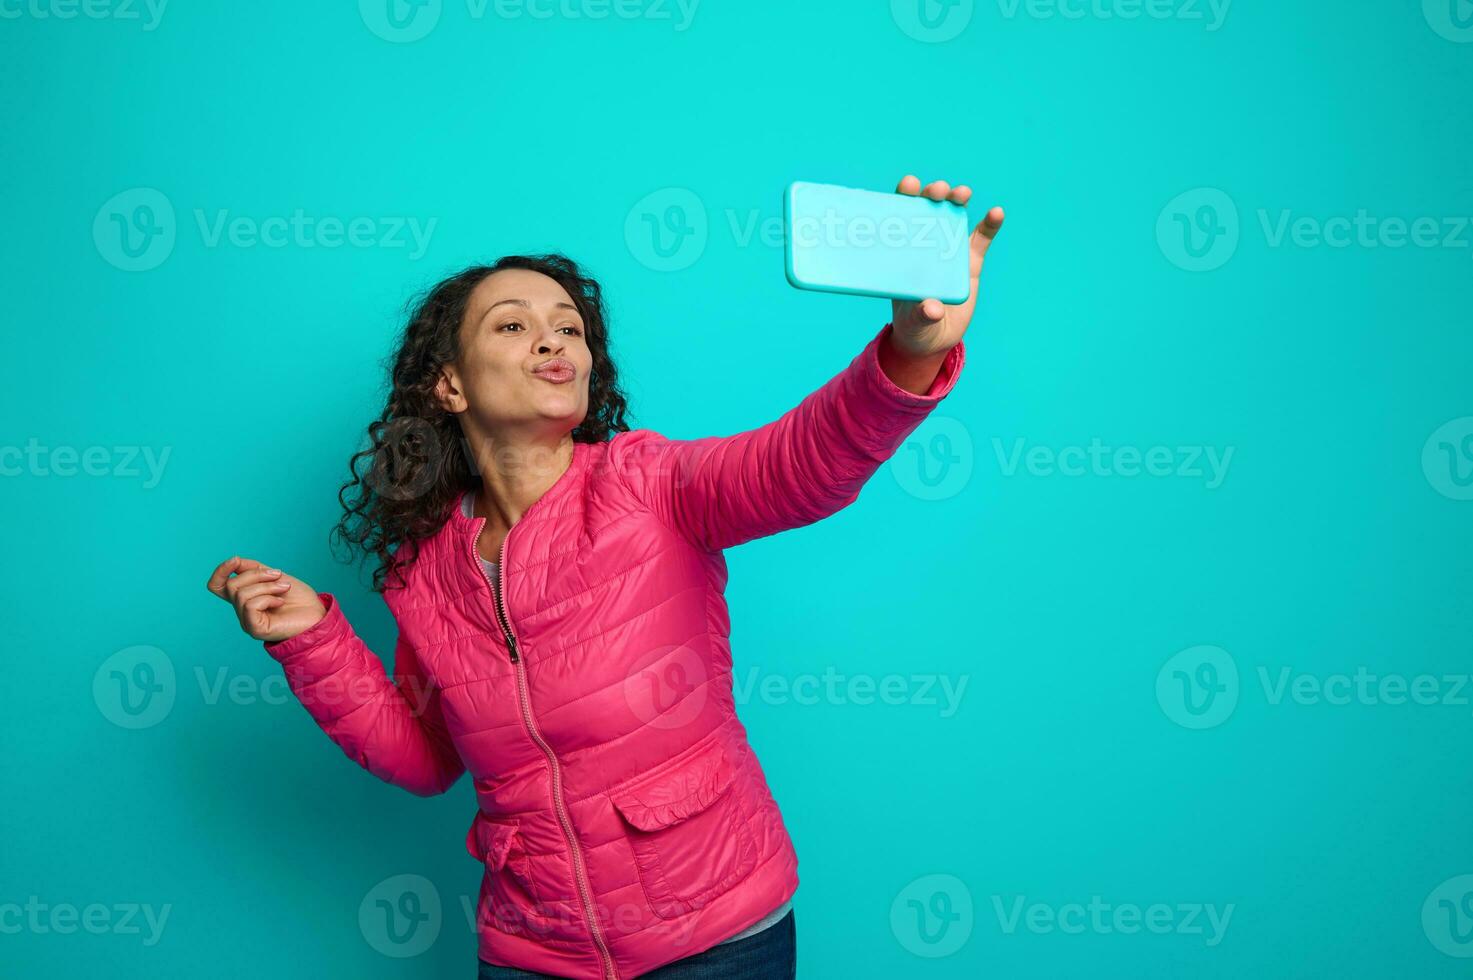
[261,591,466,798]
[607,321,965,552]
[608,174,1005,553]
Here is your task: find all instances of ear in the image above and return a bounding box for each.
[432,365,465,415]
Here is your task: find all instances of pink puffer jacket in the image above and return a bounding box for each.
[263,322,964,978]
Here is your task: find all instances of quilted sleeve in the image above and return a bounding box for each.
[262,591,466,798]
[607,321,965,552]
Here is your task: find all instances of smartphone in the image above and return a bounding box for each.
[783,180,972,304]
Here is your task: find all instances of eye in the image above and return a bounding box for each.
[559,325,584,336]
[498,321,524,332]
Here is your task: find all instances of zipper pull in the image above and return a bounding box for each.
[505,632,520,663]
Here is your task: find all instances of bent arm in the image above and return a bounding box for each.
[263,592,466,797]
[608,321,965,552]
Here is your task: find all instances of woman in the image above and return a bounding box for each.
[206,174,1004,979]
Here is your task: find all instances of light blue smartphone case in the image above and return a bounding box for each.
[784,180,972,304]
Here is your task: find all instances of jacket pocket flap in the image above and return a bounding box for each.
[465,813,519,870]
[608,736,737,832]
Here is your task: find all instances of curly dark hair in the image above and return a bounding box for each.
[330,254,630,593]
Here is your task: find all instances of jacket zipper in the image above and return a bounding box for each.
[471,513,620,980]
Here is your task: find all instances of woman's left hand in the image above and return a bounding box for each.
[888,174,1005,360]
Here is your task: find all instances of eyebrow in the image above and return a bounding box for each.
[480,298,581,322]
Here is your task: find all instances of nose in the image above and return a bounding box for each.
[533,322,564,355]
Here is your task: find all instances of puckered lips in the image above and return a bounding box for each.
[532,358,576,384]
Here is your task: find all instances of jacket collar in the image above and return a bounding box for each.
[445,439,592,566]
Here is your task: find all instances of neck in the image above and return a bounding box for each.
[466,429,576,530]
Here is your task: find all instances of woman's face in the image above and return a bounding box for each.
[445,268,593,437]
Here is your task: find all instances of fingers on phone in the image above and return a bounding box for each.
[922,180,951,200]
[896,174,922,195]
[951,185,973,206]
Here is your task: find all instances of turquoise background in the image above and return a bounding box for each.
[4,1,1472,977]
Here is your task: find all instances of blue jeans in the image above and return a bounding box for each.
[477,908,796,979]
